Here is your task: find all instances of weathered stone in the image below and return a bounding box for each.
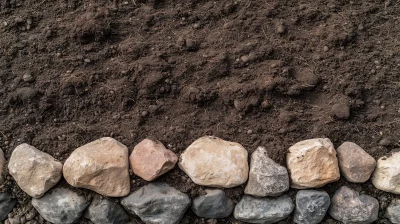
[191,189,234,218]
[385,199,400,224]
[0,193,17,221]
[32,188,90,224]
[234,195,294,223]
[332,103,350,119]
[329,186,379,224]
[0,149,5,185]
[121,182,190,224]
[286,138,340,189]
[85,196,130,224]
[293,190,330,224]
[8,143,63,198]
[129,139,178,181]
[179,136,248,188]
[372,151,400,194]
[63,137,130,197]
[245,146,289,197]
[337,142,376,183]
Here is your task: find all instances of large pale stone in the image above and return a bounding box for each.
[178,136,249,188]
[130,138,178,181]
[286,138,340,189]
[8,143,63,198]
[372,151,400,194]
[337,142,376,183]
[63,137,130,197]
[0,149,5,185]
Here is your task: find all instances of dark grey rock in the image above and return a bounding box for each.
[31,188,90,224]
[121,182,191,224]
[191,189,234,218]
[0,193,17,221]
[85,196,130,224]
[329,186,378,224]
[234,195,294,223]
[385,199,400,223]
[293,190,330,224]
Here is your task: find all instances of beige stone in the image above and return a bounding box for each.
[337,142,376,183]
[8,144,62,198]
[286,138,340,189]
[130,139,178,181]
[179,136,248,188]
[372,151,400,194]
[0,149,5,185]
[63,137,130,197]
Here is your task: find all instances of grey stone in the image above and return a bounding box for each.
[85,196,130,224]
[245,146,289,197]
[32,188,90,224]
[0,193,17,221]
[121,182,191,224]
[191,189,234,218]
[0,149,5,185]
[329,186,379,224]
[385,199,400,224]
[234,195,294,223]
[293,190,330,224]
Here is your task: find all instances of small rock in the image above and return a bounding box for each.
[337,142,376,183]
[372,151,400,194]
[276,23,286,34]
[85,196,130,224]
[332,103,350,119]
[22,73,34,82]
[8,143,63,198]
[10,87,37,102]
[286,138,340,189]
[0,193,17,221]
[385,199,400,224]
[234,195,294,223]
[293,190,330,224]
[178,136,249,188]
[129,138,178,181]
[0,149,5,185]
[32,188,90,224]
[295,68,320,87]
[121,182,190,224]
[245,146,289,197]
[191,189,234,218]
[379,137,393,146]
[63,137,130,197]
[329,186,379,224]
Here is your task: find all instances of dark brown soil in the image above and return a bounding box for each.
[0,0,399,223]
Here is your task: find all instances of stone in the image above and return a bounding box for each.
[337,142,376,183]
[179,136,248,188]
[0,193,17,221]
[385,199,400,224]
[121,182,190,224]
[191,189,234,218]
[286,138,340,189]
[293,190,330,224]
[32,188,90,224]
[85,196,130,224]
[63,137,130,197]
[329,186,379,224]
[8,143,63,198]
[372,151,400,194]
[234,195,294,224]
[332,103,350,119]
[245,146,289,197]
[129,138,178,181]
[0,149,5,185]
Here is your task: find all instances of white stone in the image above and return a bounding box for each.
[372,151,400,194]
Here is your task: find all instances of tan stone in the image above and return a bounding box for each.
[337,142,376,183]
[179,136,248,188]
[8,144,62,198]
[372,151,400,194]
[63,137,130,197]
[286,138,340,189]
[130,139,178,181]
[0,149,5,185]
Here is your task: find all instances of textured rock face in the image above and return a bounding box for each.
[245,146,289,197]
[129,138,178,181]
[372,151,400,194]
[329,186,379,224]
[0,149,5,185]
[191,189,234,218]
[0,193,17,221]
[286,138,340,189]
[179,136,249,188]
[32,188,90,224]
[337,142,376,183]
[121,182,191,224]
[8,143,63,198]
[386,199,400,224]
[63,137,130,197]
[85,196,130,224]
[293,190,330,224]
[234,195,294,224]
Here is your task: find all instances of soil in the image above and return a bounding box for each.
[0,0,399,223]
